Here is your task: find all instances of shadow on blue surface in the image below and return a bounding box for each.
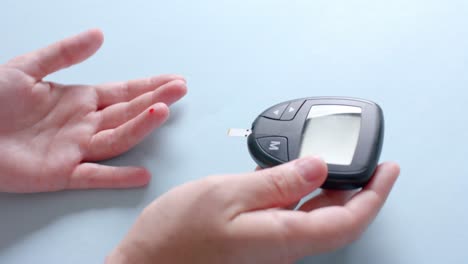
[0,188,145,252]
[0,112,178,254]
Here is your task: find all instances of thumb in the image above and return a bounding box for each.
[7,29,104,80]
[232,157,328,212]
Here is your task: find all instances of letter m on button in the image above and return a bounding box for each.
[269,141,281,150]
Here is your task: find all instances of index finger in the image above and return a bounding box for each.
[300,162,400,253]
[343,162,400,225]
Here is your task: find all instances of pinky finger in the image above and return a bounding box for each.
[67,163,151,190]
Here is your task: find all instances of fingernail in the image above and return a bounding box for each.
[295,157,325,182]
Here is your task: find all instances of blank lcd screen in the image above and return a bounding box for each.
[299,105,362,165]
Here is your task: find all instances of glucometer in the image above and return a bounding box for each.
[229,97,384,190]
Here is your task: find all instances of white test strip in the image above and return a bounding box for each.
[227,128,251,137]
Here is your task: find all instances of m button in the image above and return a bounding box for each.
[257,137,288,162]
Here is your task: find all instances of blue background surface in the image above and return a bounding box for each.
[0,0,467,263]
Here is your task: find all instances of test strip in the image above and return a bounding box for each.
[227,128,251,137]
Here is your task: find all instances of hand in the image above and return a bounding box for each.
[107,157,400,264]
[0,29,187,193]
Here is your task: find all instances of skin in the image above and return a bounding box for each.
[1,30,400,263]
[0,29,187,192]
[107,157,400,264]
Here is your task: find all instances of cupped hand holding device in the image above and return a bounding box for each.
[108,157,400,264]
[0,29,187,193]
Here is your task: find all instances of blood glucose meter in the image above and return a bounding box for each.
[230,97,384,189]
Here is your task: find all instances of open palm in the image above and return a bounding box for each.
[0,29,187,193]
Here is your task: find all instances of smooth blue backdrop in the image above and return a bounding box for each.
[0,0,467,263]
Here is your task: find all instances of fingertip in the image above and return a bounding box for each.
[150,74,186,84]
[311,156,328,174]
[170,74,187,84]
[120,167,151,188]
[148,102,169,120]
[133,167,151,187]
[172,74,187,83]
[167,79,188,100]
[363,162,401,193]
[386,162,401,185]
[387,162,401,176]
[294,156,328,183]
[176,79,188,97]
[87,28,104,38]
[379,162,401,180]
[67,28,104,65]
[76,28,104,47]
[94,29,104,45]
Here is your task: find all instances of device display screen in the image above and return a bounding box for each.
[299,105,362,165]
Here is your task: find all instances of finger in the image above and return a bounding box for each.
[342,162,400,228]
[229,157,328,213]
[298,189,357,212]
[232,162,400,256]
[254,166,300,210]
[96,79,186,131]
[7,29,103,80]
[95,74,186,108]
[85,102,169,161]
[67,163,150,189]
[295,162,400,253]
[232,208,353,259]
